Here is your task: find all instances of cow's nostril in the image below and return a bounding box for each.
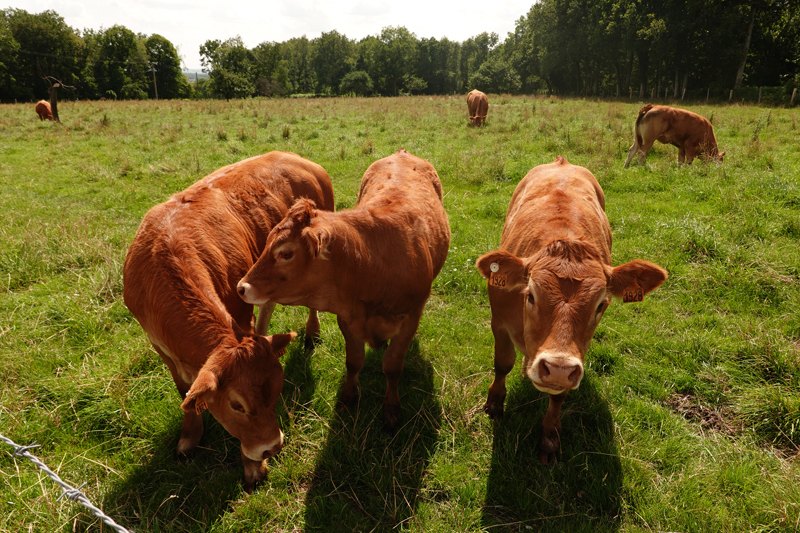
[237,285,246,296]
[568,366,582,384]
[539,360,551,378]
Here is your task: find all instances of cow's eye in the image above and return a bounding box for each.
[596,301,607,314]
[527,293,535,306]
[231,402,245,413]
[277,250,294,261]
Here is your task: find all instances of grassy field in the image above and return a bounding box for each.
[1,95,799,533]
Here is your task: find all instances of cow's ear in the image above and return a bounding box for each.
[181,369,218,414]
[288,198,317,226]
[303,225,330,259]
[267,331,298,357]
[476,250,528,291]
[606,260,668,303]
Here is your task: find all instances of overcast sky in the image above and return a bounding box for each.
[10,0,534,70]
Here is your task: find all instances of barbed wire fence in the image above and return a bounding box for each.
[0,433,133,533]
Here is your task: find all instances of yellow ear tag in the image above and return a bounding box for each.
[489,262,507,288]
[623,281,644,303]
[195,399,208,415]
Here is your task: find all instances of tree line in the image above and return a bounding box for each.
[2,2,798,103]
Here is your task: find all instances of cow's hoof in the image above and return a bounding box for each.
[174,449,196,463]
[483,401,504,420]
[382,403,401,433]
[303,332,320,352]
[538,433,560,465]
[337,386,359,410]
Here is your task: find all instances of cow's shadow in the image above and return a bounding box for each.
[481,375,622,532]
[302,338,441,532]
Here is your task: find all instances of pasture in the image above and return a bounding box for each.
[1,95,799,532]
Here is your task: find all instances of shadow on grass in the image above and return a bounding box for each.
[302,338,441,532]
[481,377,622,533]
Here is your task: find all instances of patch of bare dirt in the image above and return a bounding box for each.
[665,393,743,436]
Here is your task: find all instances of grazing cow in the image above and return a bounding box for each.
[123,151,334,487]
[476,155,667,464]
[467,89,488,127]
[624,104,724,167]
[35,100,53,121]
[237,149,450,430]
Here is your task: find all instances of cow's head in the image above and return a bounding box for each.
[237,199,330,308]
[477,240,666,395]
[181,332,295,475]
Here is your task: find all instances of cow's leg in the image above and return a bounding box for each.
[381,310,423,431]
[678,147,686,166]
[484,322,516,419]
[152,345,204,459]
[254,301,277,336]
[539,391,568,465]
[684,145,697,165]
[304,308,321,350]
[240,451,267,492]
[337,316,365,408]
[624,143,638,168]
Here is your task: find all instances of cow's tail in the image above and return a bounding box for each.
[634,104,654,147]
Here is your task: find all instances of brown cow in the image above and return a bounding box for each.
[123,151,334,487]
[237,149,450,430]
[467,89,488,127]
[624,104,724,167]
[476,155,667,464]
[35,100,53,121]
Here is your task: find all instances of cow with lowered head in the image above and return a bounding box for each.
[237,149,450,431]
[35,100,53,121]
[467,89,489,127]
[123,151,334,488]
[476,155,667,464]
[624,104,724,167]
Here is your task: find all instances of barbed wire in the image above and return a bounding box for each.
[0,433,133,533]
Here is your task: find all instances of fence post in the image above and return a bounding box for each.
[629,87,633,99]
[729,89,733,102]
[758,86,762,104]
[706,88,710,102]
[651,88,654,99]
[681,88,686,101]
[792,88,797,105]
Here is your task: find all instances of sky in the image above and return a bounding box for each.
[10,0,534,70]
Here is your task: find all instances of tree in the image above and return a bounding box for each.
[0,13,20,101]
[311,30,356,94]
[3,9,82,101]
[145,34,191,99]
[92,25,150,100]
[200,36,255,99]
[468,56,521,94]
[339,70,373,95]
[460,32,497,91]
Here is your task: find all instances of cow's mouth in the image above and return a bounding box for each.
[531,382,568,395]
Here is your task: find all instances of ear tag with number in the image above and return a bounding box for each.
[195,399,208,415]
[622,281,644,303]
[488,263,507,288]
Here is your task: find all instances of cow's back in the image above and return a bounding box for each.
[351,150,450,305]
[124,151,334,362]
[501,156,611,262]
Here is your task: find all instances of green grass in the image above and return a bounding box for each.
[1,96,799,532]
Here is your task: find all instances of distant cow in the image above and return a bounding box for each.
[238,149,450,431]
[476,155,667,464]
[123,151,334,487]
[467,89,488,127]
[624,104,724,167]
[35,100,53,121]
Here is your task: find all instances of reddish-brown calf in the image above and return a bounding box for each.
[467,89,488,127]
[35,100,53,121]
[624,104,724,167]
[123,151,334,487]
[238,149,450,431]
[476,155,667,464]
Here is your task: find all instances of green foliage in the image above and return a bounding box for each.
[468,56,522,94]
[339,70,374,96]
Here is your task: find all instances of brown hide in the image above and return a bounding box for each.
[35,100,53,121]
[123,151,334,486]
[476,155,667,464]
[467,89,488,126]
[238,149,450,430]
[624,104,724,167]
